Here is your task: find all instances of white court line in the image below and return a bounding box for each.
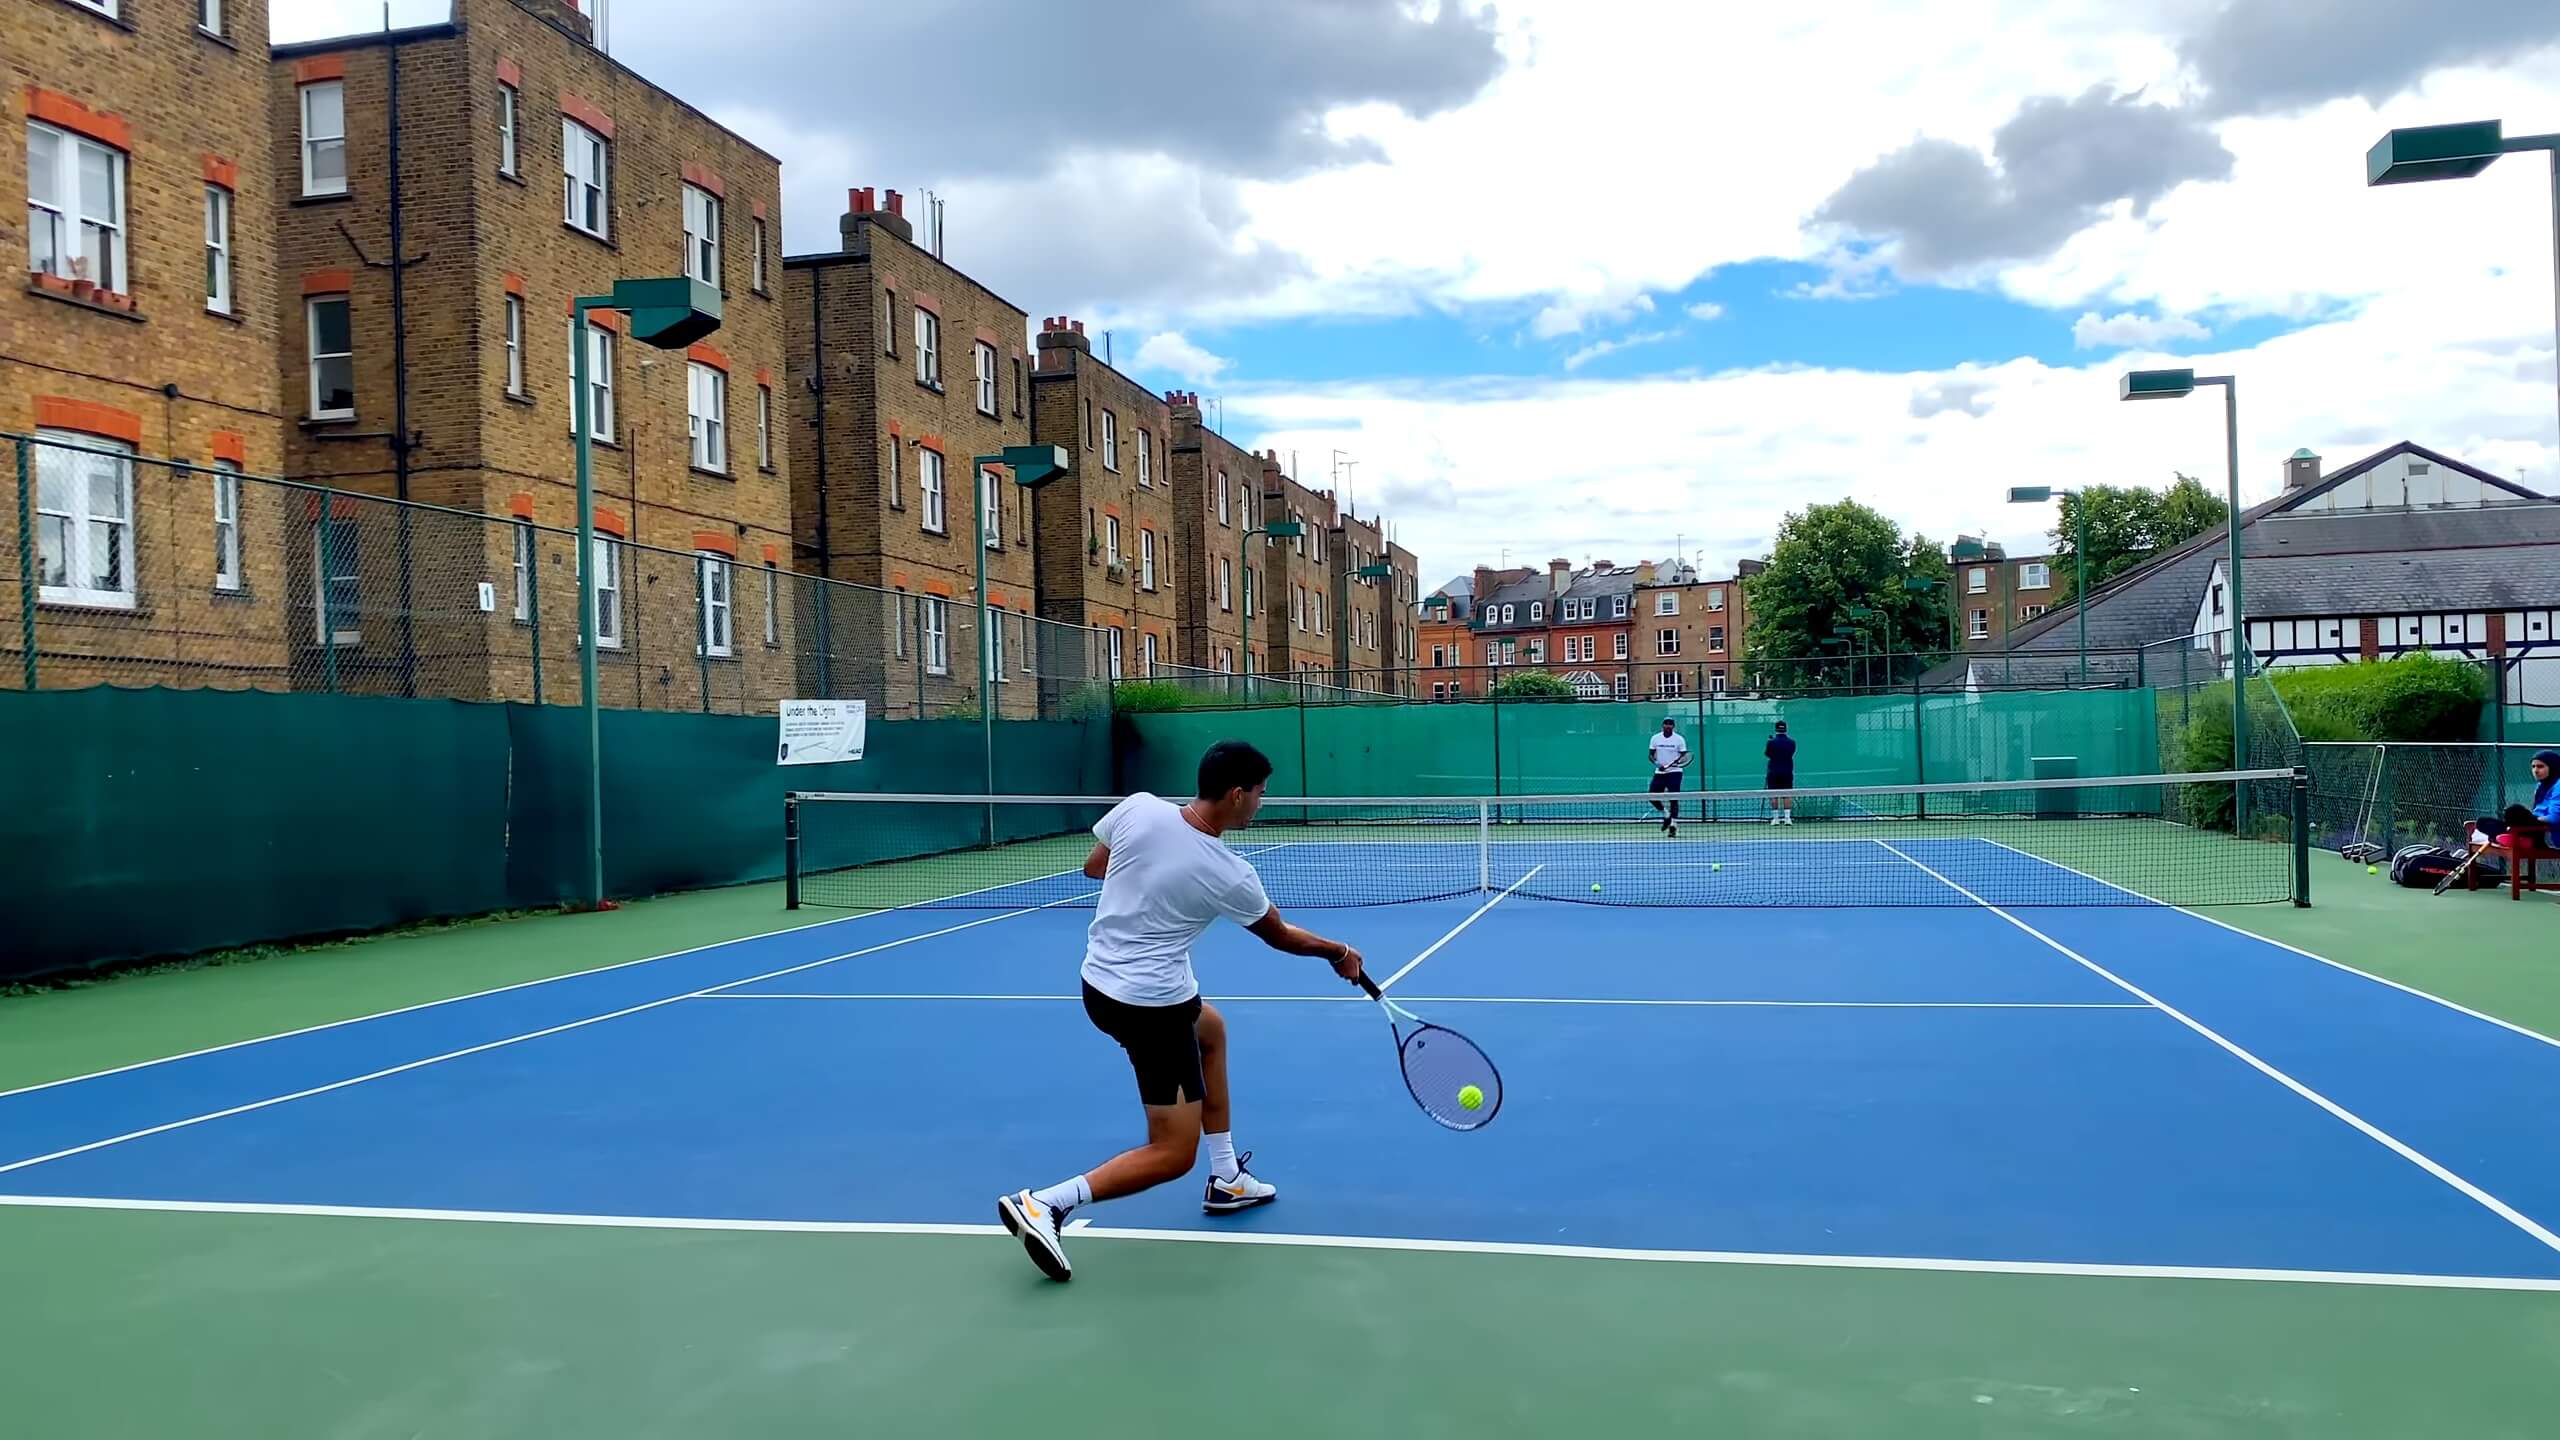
[2,1192,2555,1294]
[1375,865,1543,992]
[0,856,1105,1105]
[692,993,2152,1010]
[1872,839,2560,1261]
[1975,835,2560,1054]
[0,895,1091,1179]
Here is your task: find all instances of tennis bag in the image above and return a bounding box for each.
[2389,845,2463,888]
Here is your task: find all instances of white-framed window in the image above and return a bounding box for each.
[1238,480,1251,527]
[972,341,997,416]
[980,467,1003,548]
[923,596,950,675]
[2023,603,2048,620]
[1104,514,1121,563]
[1431,644,1447,668]
[1969,608,1990,639]
[1140,529,1156,590]
[211,461,242,593]
[562,118,609,237]
[1292,584,1304,629]
[1708,587,1725,611]
[686,362,727,472]
[1313,592,1326,634]
[34,433,134,610]
[986,605,1007,682]
[1709,625,1726,651]
[1612,595,1628,619]
[2020,562,2052,590]
[1613,632,1629,661]
[502,294,525,396]
[1967,566,1988,593]
[511,519,533,620]
[590,537,623,648]
[1499,604,1513,624]
[1219,556,1233,611]
[568,319,615,440]
[204,185,232,314]
[307,296,355,418]
[1106,626,1124,679]
[497,81,518,176]
[682,183,721,285]
[199,0,223,34]
[313,516,362,643]
[1136,430,1152,488]
[1658,628,1680,656]
[763,562,780,647]
[27,122,127,290]
[1142,631,1158,676]
[756,384,773,469]
[1709,670,1728,694]
[1525,638,1543,663]
[698,553,733,657]
[914,307,939,386]
[1216,472,1230,526]
[1613,674,1630,700]
[887,438,902,508]
[1656,593,1679,615]
[1529,601,1542,622]
[919,448,947,534]
[1656,669,1685,698]
[880,287,896,355]
[1102,410,1119,471]
[1242,565,1254,617]
[301,82,347,197]
[752,217,769,291]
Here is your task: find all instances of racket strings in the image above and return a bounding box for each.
[1399,1025,1502,1130]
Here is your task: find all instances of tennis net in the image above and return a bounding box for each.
[785,768,2308,911]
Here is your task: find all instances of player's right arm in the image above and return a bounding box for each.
[1246,907,1366,984]
[1083,843,1109,879]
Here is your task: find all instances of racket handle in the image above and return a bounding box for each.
[1355,972,1383,1000]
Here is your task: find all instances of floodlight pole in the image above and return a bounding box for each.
[571,294,606,911]
[2196,374,2244,773]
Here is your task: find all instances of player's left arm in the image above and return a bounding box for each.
[1082,843,1110,879]
[1247,907,1366,983]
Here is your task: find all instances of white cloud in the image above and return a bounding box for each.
[1685,302,1727,322]
[2072,311,2211,348]
[1530,292,1653,339]
[1134,332,1234,384]
[1562,330,1678,371]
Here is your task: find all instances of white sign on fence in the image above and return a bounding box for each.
[777,699,865,766]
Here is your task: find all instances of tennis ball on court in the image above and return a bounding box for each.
[1591,882,1603,894]
[2368,864,2379,875]
[1457,1084,1485,1111]
[1712,862,1723,873]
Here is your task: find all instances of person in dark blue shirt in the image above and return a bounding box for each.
[1764,720,1797,825]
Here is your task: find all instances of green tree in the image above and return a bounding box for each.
[1744,500,1943,684]
[2051,474,2229,603]
[1489,670,1577,701]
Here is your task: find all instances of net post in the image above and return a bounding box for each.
[1477,799,1490,892]
[783,795,802,910]
[2291,765,2311,907]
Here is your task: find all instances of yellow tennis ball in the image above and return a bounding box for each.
[1457,1084,1484,1111]
[2367,864,2379,875]
[1712,862,1722,872]
[1591,882,1602,894]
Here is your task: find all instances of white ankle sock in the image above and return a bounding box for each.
[1206,1131,1239,1181]
[1031,1175,1091,1213]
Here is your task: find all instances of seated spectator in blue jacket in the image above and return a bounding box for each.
[2473,749,2560,852]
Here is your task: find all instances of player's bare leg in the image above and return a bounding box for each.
[1196,1002,1277,1213]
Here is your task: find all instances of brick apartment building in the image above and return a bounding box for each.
[7,0,293,689]
[1474,561,1563,671]
[1948,536,2059,651]
[1028,318,1176,679]
[1548,560,1641,698]
[1167,390,1266,675]
[1329,505,1386,682]
[785,187,1044,717]
[270,0,791,707]
[1259,457,1337,677]
[1632,562,1748,697]
[1419,565,1526,697]
[1384,541,1419,687]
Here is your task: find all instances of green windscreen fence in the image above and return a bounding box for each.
[2,688,1108,980]
[1120,688,2161,799]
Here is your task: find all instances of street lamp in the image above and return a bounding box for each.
[570,275,721,910]
[2006,484,2089,688]
[2115,366,2245,769]
[2366,120,2560,457]
[971,444,1070,808]
[1241,516,1302,681]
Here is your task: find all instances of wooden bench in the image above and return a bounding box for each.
[2468,822,2558,899]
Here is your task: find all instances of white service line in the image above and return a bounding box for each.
[3,1192,2555,1294]
[691,992,2151,1010]
[1975,835,2560,1054]
[0,895,1092,1179]
[1375,865,1543,992]
[1871,839,2560,1261]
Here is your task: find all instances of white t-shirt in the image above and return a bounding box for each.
[1082,794,1274,1006]
[1649,732,1689,773]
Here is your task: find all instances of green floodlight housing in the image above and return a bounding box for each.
[612,276,722,349]
[2367,120,2505,185]
[1263,520,1305,539]
[2119,368,2197,402]
[2007,485,2055,504]
[1903,575,1940,591]
[1949,538,1987,561]
[1356,562,1392,579]
[996,444,1070,488]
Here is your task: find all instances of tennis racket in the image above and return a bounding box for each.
[2435,841,2490,895]
[1355,973,1503,1131]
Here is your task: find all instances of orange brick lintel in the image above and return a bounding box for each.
[686,342,729,372]
[559,91,616,140]
[503,272,527,298]
[761,542,779,565]
[691,531,740,558]
[303,268,354,296]
[209,431,248,465]
[754,366,774,388]
[680,161,727,199]
[914,433,947,454]
[507,492,537,519]
[34,396,143,446]
[495,56,523,88]
[593,507,629,538]
[202,154,239,190]
[293,55,348,83]
[26,87,133,152]
[921,578,956,598]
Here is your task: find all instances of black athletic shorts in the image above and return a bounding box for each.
[1082,981,1205,1107]
[1766,770,1794,791]
[1648,771,1683,793]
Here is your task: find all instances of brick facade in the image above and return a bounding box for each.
[783,188,1040,718]
[5,0,292,689]
[1166,390,1264,674]
[1632,567,1748,697]
[1329,505,1385,684]
[268,0,792,706]
[1259,459,1335,676]
[1027,317,1177,679]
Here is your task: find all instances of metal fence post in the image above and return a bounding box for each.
[1913,671,1928,818]
[319,487,339,693]
[695,556,711,714]
[527,529,544,705]
[2291,766,2311,907]
[783,795,802,910]
[15,438,35,690]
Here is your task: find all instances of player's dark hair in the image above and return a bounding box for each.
[1774,720,1788,731]
[1198,741,1275,802]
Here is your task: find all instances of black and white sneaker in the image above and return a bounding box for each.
[996,1189,1072,1281]
[1202,1152,1278,1213]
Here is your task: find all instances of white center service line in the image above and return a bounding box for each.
[0,894,1094,1179]
[1375,865,1544,992]
[1870,838,2560,1260]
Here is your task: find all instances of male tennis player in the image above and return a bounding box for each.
[1646,716,1689,837]
[1765,719,1797,824]
[997,741,1367,1282]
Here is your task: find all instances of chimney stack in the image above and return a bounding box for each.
[2284,448,2321,491]
[1472,566,1498,611]
[1034,315,1091,372]
[1548,557,1571,596]
[522,0,595,44]
[841,184,912,246]
[1634,561,1656,586]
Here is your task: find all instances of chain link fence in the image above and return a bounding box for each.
[2,433,1109,719]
